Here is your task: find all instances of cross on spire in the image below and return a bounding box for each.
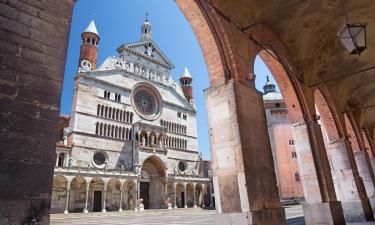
[145,12,149,22]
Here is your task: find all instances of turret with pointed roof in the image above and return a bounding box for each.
[180,67,193,103]
[263,76,283,101]
[79,19,100,71]
[141,13,152,42]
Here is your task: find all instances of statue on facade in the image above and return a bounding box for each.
[142,136,146,146]
[63,127,71,145]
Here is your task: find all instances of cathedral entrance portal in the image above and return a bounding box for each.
[140,182,150,209]
[93,191,102,212]
[140,156,167,209]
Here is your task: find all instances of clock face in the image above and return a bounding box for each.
[81,60,92,71]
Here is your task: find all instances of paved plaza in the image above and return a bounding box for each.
[50,206,305,225]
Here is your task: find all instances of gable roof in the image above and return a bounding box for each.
[84,20,99,36]
[116,40,175,70]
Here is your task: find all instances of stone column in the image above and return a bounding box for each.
[292,121,345,225]
[183,183,188,208]
[354,150,375,214]
[201,184,206,208]
[193,183,197,208]
[327,138,373,221]
[119,181,124,212]
[173,182,177,209]
[205,81,286,225]
[64,180,71,214]
[83,186,89,213]
[102,182,108,213]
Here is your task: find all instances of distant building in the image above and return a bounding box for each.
[51,17,213,214]
[263,77,304,201]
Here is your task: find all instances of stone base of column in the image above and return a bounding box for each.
[63,210,69,214]
[193,205,197,208]
[102,208,106,213]
[369,197,375,213]
[139,203,144,211]
[168,203,172,209]
[118,208,123,212]
[173,205,177,209]
[184,205,188,208]
[341,201,368,222]
[213,208,285,225]
[83,209,88,213]
[303,201,345,225]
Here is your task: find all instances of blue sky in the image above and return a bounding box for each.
[60,0,278,160]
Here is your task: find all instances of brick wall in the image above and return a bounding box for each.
[0,0,74,224]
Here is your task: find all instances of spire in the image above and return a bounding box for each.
[84,19,99,36]
[181,67,192,79]
[263,75,276,94]
[141,13,152,42]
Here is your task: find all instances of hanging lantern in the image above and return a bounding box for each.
[338,23,367,55]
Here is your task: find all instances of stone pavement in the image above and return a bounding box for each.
[50,206,305,225]
[50,205,375,225]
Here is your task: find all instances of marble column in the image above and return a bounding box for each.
[119,181,124,212]
[183,183,187,208]
[102,182,108,213]
[193,183,197,208]
[205,81,286,225]
[83,186,89,213]
[292,121,345,225]
[355,150,375,214]
[327,138,373,221]
[64,180,71,214]
[201,184,206,208]
[173,183,177,209]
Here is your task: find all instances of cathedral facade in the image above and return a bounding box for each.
[51,18,213,214]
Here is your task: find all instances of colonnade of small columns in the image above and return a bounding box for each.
[54,174,212,214]
[58,176,138,214]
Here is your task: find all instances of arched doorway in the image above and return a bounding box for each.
[140,156,167,209]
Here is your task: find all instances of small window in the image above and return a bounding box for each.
[178,161,187,172]
[57,153,65,167]
[177,112,181,118]
[93,152,106,166]
[295,172,300,182]
[289,139,294,145]
[183,114,187,120]
[275,103,281,108]
[292,152,297,158]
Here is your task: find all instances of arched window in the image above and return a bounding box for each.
[135,132,139,141]
[130,112,134,123]
[116,109,119,120]
[125,111,129,123]
[105,106,108,118]
[100,105,104,117]
[97,104,100,116]
[125,128,129,140]
[99,123,103,135]
[107,124,111,136]
[111,125,115,137]
[103,124,107,136]
[129,128,132,140]
[119,110,123,122]
[95,122,99,135]
[115,126,118,138]
[295,172,300,182]
[57,153,65,167]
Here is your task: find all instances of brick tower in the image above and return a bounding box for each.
[78,20,100,71]
[179,67,193,103]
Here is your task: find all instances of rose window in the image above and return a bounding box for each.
[132,86,161,120]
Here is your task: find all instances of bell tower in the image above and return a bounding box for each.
[179,67,193,103]
[78,20,100,71]
[140,13,152,42]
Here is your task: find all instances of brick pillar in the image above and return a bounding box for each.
[327,138,373,221]
[0,0,75,224]
[355,150,375,213]
[205,80,286,225]
[292,121,345,225]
